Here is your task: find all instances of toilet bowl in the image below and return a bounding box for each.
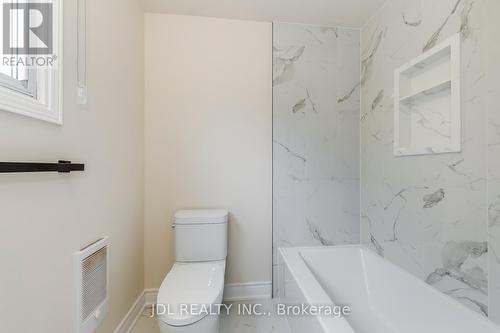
[157,260,225,333]
[157,209,228,333]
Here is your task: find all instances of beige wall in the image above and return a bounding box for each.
[0,1,144,332]
[144,14,272,287]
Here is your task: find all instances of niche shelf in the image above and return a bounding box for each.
[394,33,461,156]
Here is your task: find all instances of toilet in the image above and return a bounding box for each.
[157,209,228,333]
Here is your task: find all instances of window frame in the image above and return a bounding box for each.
[0,71,35,97]
[0,0,63,125]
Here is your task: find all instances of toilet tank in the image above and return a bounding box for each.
[174,209,228,262]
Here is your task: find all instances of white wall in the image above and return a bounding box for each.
[141,0,386,28]
[144,14,272,288]
[0,0,144,332]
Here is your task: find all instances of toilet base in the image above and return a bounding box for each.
[158,314,220,333]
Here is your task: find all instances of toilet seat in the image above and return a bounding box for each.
[157,260,226,327]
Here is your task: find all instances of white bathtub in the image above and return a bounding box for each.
[278,245,500,333]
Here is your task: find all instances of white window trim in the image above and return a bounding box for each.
[0,0,63,125]
[0,71,34,96]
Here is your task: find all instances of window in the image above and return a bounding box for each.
[0,1,37,97]
[0,0,63,124]
[0,62,37,98]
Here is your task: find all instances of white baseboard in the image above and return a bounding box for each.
[140,282,272,304]
[114,282,272,332]
[144,288,159,306]
[113,290,146,333]
[223,282,272,302]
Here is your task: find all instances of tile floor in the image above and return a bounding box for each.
[131,299,291,333]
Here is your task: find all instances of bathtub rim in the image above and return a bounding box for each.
[279,246,357,333]
[280,244,500,331]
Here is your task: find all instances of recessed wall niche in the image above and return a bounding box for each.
[394,34,462,156]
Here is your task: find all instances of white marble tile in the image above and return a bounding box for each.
[130,300,291,333]
[273,22,360,296]
[220,300,291,333]
[487,0,500,323]
[360,0,492,320]
[132,311,160,333]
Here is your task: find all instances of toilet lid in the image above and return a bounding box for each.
[156,260,226,326]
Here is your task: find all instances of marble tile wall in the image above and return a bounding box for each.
[360,0,497,321]
[487,0,500,323]
[272,23,361,295]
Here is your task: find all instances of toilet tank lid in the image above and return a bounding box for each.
[175,209,228,224]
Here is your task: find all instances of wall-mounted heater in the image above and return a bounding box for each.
[74,237,109,333]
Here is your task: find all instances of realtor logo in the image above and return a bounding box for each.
[3,2,53,55]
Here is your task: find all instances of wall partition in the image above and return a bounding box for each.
[272,22,361,295]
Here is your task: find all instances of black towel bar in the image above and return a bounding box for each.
[0,160,85,173]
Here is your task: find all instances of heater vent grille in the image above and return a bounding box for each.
[74,237,109,333]
[81,246,107,321]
